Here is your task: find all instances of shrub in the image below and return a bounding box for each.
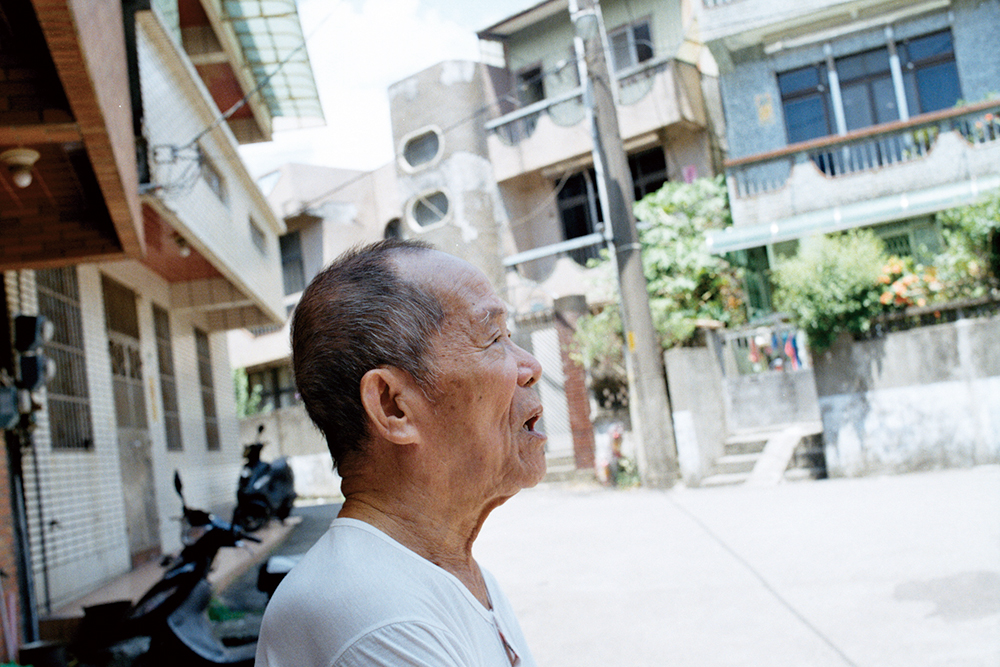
[772,230,889,353]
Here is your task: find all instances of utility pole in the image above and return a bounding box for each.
[571,0,678,487]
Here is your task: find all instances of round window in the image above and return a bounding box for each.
[411,191,450,228]
[402,129,441,169]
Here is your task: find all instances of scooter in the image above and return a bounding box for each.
[71,472,260,667]
[232,425,296,532]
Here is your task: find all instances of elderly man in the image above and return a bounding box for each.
[256,239,546,666]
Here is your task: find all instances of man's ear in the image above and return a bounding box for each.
[359,367,422,445]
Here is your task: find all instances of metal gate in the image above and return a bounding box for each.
[103,276,160,566]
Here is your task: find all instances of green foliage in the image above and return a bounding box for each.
[772,230,889,353]
[233,367,261,418]
[933,188,1000,298]
[636,175,745,346]
[571,176,745,373]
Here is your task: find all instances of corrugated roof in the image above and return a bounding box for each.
[222,0,324,122]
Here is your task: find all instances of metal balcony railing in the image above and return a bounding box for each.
[726,100,1000,200]
[484,55,678,146]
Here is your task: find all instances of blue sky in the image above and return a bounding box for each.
[239,0,537,176]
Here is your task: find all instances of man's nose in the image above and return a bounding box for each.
[515,344,543,388]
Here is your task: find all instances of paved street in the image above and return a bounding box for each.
[221,466,999,666]
[475,466,1000,667]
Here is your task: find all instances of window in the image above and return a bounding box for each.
[778,64,833,143]
[37,267,93,450]
[778,29,961,143]
[609,20,653,72]
[629,147,668,200]
[194,328,219,451]
[410,191,450,228]
[873,217,942,262]
[836,47,898,131]
[384,218,403,239]
[516,66,544,106]
[201,155,227,206]
[402,129,441,169]
[249,217,267,254]
[153,305,182,451]
[247,364,299,414]
[899,30,961,115]
[556,170,602,266]
[279,231,305,295]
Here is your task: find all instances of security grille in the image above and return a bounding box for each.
[36,267,93,450]
[195,328,219,450]
[153,305,182,451]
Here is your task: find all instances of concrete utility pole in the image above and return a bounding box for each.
[570,0,679,487]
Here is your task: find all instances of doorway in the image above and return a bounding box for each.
[102,275,160,567]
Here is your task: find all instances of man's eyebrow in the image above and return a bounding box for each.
[478,306,507,324]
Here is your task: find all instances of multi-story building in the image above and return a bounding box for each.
[228,162,401,496]
[375,0,722,476]
[0,0,321,634]
[700,0,1000,316]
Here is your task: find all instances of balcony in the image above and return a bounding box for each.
[707,100,1000,253]
[485,57,706,183]
[699,0,933,53]
[135,9,286,330]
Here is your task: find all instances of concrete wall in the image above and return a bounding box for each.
[665,345,727,484]
[814,315,1000,476]
[6,260,246,611]
[723,369,821,432]
[238,407,340,499]
[389,61,511,291]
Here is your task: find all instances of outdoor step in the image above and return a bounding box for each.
[724,432,773,456]
[699,471,751,487]
[543,455,578,483]
[713,453,760,475]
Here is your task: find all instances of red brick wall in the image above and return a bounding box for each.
[0,430,22,659]
[553,297,595,471]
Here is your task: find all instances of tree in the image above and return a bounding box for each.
[573,176,745,389]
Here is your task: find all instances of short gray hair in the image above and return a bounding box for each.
[290,239,444,468]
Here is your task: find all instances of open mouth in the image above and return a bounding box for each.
[523,414,541,432]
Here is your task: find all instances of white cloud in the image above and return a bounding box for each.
[240,0,480,176]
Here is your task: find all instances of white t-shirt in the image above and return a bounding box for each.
[256,517,536,667]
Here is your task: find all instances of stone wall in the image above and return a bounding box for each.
[814,315,1000,476]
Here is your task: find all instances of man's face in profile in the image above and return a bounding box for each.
[397,250,547,500]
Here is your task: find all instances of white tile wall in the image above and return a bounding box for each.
[5,260,249,611]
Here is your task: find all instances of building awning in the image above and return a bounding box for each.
[705,175,1000,254]
[222,0,324,124]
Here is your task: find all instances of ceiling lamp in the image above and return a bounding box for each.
[1,148,41,188]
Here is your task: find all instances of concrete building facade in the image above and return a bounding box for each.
[0,0,321,642]
[700,0,1000,315]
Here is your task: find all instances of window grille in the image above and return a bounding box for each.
[153,305,182,451]
[36,267,93,450]
[194,328,219,451]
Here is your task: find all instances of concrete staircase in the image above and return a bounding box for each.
[543,454,582,483]
[700,421,826,488]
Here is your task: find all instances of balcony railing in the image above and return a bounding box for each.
[485,55,678,146]
[726,100,1000,200]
